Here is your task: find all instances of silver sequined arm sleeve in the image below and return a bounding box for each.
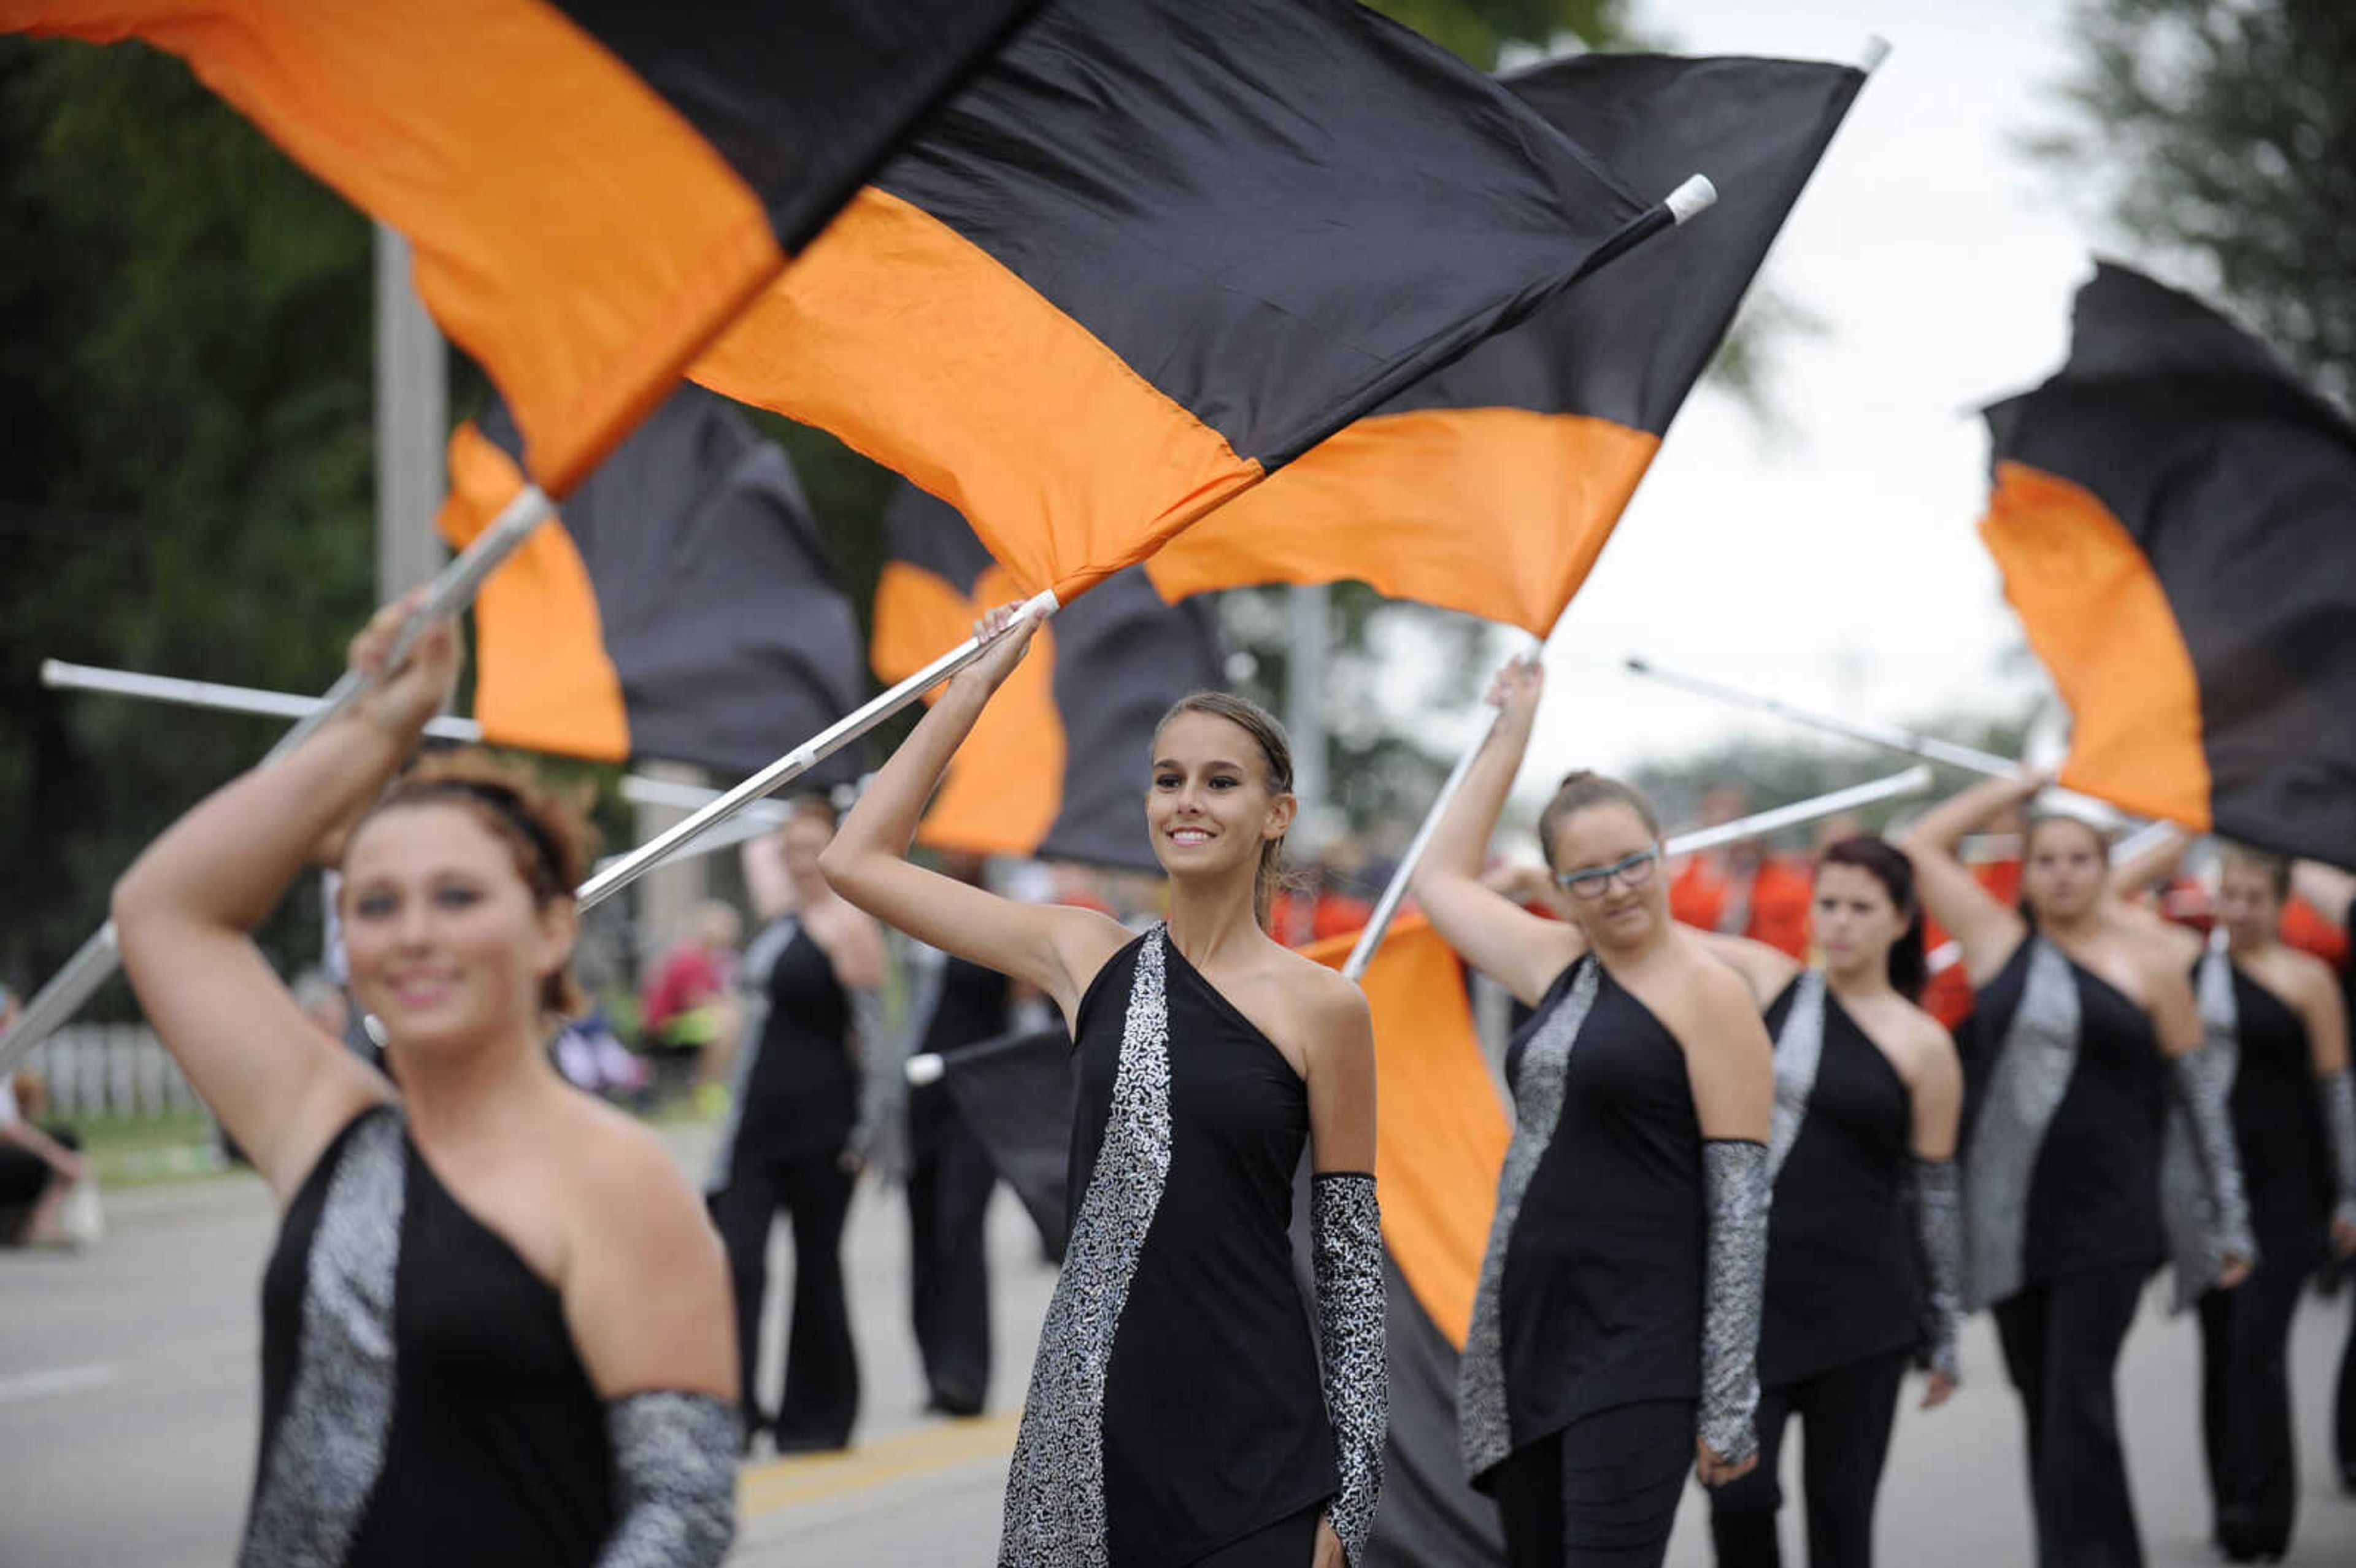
[595,1390,739,1568]
[1910,1158,1964,1384]
[2171,1045,2258,1267]
[2323,1070,2356,1232]
[846,983,909,1180]
[1700,1139,1768,1466]
[1311,1172,1387,1567]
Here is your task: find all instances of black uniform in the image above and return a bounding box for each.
[709,918,860,1450]
[998,929,1338,1567]
[1464,957,1711,1568]
[2194,954,2333,1558]
[249,1106,612,1566]
[1961,938,2168,1568]
[904,947,1012,1414]
[1711,976,1922,1568]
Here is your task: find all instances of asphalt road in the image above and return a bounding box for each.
[4,1125,2354,1567]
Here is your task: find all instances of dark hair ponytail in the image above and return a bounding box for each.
[1819,834,1927,1001]
[1154,691,1296,929]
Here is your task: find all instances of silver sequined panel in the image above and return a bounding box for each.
[2322,1070,2356,1232]
[596,1391,739,1568]
[1458,959,1601,1480]
[1766,972,1828,1185]
[2160,948,2244,1308]
[1311,1173,1386,1568]
[1699,1139,1768,1466]
[999,931,1173,1567]
[239,1107,406,1568]
[1961,940,2079,1310]
[1911,1158,1965,1383]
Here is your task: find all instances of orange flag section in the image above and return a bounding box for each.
[1302,916,1507,1351]
[1981,459,2214,828]
[871,561,1064,858]
[14,0,782,496]
[693,187,1265,602]
[435,425,629,762]
[1150,409,1659,636]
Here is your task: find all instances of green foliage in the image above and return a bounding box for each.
[2032,0,2356,408]
[1,39,377,1007]
[1367,0,1627,66]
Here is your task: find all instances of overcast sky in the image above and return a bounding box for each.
[1385,0,2104,798]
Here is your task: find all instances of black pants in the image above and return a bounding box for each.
[1707,1348,1911,1568]
[2338,1270,2356,1489]
[1493,1399,1695,1568]
[1992,1264,2147,1568]
[907,1080,996,1413]
[2198,1246,2315,1556]
[710,1150,859,1448]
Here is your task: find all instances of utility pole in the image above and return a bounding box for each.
[374,224,447,598]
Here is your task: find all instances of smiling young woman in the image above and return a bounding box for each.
[1408,659,1773,1568]
[820,604,1385,1568]
[109,595,737,1568]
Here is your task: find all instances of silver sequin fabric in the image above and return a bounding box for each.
[999,931,1173,1567]
[1911,1158,1965,1383]
[596,1391,739,1568]
[2160,948,2251,1307]
[2323,1070,2356,1233]
[1311,1172,1386,1568]
[1961,940,2080,1310]
[1458,959,1601,1480]
[239,1107,406,1568]
[1766,972,1829,1185]
[1699,1139,1768,1466]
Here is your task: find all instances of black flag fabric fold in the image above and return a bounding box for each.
[1981,262,2356,866]
[437,390,864,783]
[1149,50,1870,634]
[872,485,1224,873]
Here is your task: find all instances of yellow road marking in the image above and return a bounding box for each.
[739,1413,1021,1517]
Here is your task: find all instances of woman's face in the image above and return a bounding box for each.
[1146,711,1288,885]
[2022,817,2107,923]
[1813,862,1906,980]
[781,813,833,895]
[2214,858,2283,946]
[1547,801,1666,949]
[339,804,571,1053]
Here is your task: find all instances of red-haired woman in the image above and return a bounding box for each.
[111,598,737,1567]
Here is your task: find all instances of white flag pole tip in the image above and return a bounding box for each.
[1859,36,1892,73]
[905,1053,946,1088]
[1665,174,1717,226]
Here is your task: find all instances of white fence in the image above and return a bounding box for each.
[15,1025,203,1120]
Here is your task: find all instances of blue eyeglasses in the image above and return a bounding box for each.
[1552,845,1661,900]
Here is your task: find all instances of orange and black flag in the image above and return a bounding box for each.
[1982,263,2356,866]
[436,389,864,784]
[691,0,1673,606]
[872,485,1223,872]
[9,0,1041,494]
[1148,51,1871,634]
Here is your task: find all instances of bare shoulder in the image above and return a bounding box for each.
[1887,1004,1960,1082]
[553,1093,713,1259]
[2280,947,2344,1012]
[1644,935,1771,1058]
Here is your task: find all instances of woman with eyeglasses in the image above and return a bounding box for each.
[1411,659,1772,1568]
[1900,773,2254,1568]
[1687,836,1966,1568]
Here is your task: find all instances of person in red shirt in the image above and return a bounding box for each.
[638,901,744,1104]
[1668,785,1816,961]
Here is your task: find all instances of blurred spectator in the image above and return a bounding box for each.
[639,901,745,1105]
[1668,784,1813,959]
[0,985,93,1248]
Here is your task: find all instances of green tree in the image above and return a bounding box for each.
[2032,0,2356,408]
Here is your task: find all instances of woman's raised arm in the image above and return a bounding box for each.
[820,605,1128,1028]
